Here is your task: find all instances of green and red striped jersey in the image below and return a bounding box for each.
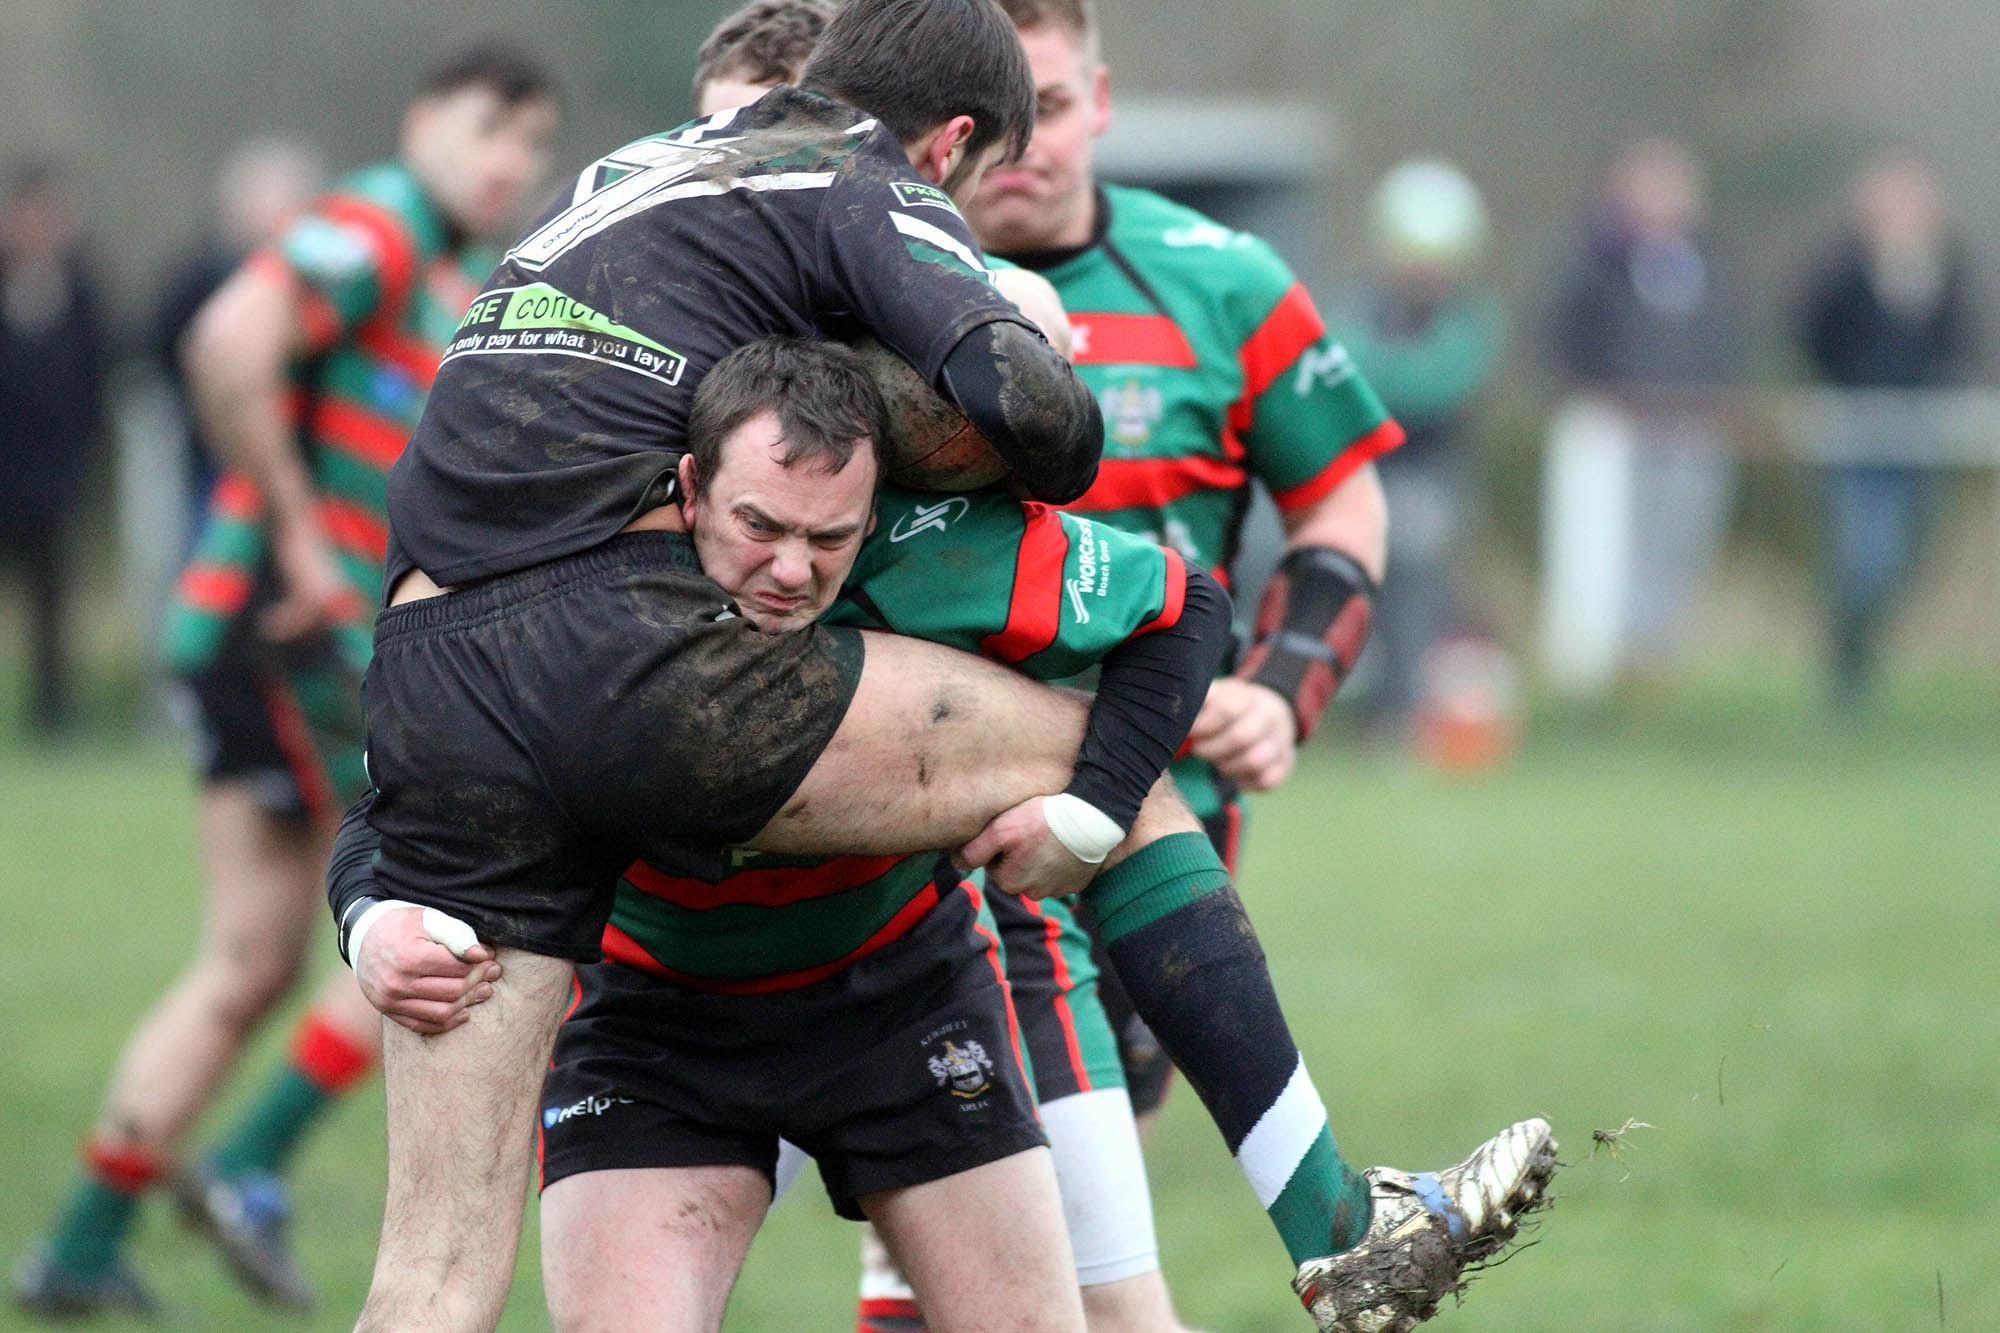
[599,487,1189,989]
[1008,183,1404,816]
[160,162,486,677]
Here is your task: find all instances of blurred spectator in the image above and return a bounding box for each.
[1543,137,1735,693]
[1333,158,1506,733]
[154,139,327,544]
[0,161,105,738]
[1799,149,1973,711]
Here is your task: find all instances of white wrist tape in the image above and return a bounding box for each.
[1042,793,1124,865]
[345,900,484,968]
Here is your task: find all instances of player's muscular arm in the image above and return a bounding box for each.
[1282,461,1387,578]
[961,564,1232,897]
[182,265,345,639]
[939,320,1102,504]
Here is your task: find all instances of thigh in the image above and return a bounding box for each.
[865,1148,1083,1333]
[193,781,327,968]
[541,1164,769,1333]
[368,946,577,1327]
[749,630,1087,856]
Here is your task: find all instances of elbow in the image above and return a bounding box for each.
[941,321,1104,503]
[1029,378,1102,503]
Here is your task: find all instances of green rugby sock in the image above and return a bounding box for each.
[208,1009,373,1178]
[45,1181,141,1279]
[207,1069,331,1179]
[1085,830,1371,1262]
[45,1140,160,1278]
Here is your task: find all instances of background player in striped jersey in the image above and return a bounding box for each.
[956,5,1556,1329]
[969,0,1393,991]
[852,0,1400,1326]
[12,44,559,1320]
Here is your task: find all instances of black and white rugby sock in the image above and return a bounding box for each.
[1084,831,1371,1262]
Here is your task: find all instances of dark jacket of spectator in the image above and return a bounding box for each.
[0,249,105,523]
[1801,236,1970,388]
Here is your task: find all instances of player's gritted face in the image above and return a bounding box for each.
[965,21,1109,252]
[679,410,877,634]
[403,84,560,240]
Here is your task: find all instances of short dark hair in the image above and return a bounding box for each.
[693,0,838,107]
[799,0,1034,164]
[996,0,1098,53]
[416,39,563,109]
[686,337,887,495]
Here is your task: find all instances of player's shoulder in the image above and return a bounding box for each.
[318,161,447,256]
[736,87,891,174]
[1102,183,1298,317]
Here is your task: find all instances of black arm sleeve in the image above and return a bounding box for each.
[327,790,387,962]
[1063,564,1232,830]
[938,319,1103,504]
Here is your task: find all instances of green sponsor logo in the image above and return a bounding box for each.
[892,180,959,213]
[445,283,686,384]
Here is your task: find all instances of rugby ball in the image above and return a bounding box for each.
[848,336,1010,492]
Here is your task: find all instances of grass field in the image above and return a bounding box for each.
[2,676,1996,1331]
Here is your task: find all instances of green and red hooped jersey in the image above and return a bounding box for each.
[160,162,486,680]
[598,487,1190,990]
[1023,183,1404,816]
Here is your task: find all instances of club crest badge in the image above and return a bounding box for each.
[1100,378,1163,450]
[927,1039,995,1099]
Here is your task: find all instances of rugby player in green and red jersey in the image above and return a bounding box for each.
[12,44,558,1321]
[531,334,1212,1330]
[973,0,1393,886]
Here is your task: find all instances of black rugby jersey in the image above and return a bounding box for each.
[386,88,1037,589]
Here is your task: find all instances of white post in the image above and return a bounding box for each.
[1538,394,1633,697]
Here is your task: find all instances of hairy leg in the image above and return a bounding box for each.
[94,784,327,1149]
[1081,1276,1187,1333]
[541,1165,768,1333]
[358,947,573,1333]
[865,1148,1084,1333]
[750,632,1085,855]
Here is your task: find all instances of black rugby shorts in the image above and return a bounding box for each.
[538,872,1045,1217]
[362,531,865,961]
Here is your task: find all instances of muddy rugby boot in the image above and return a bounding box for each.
[172,1163,315,1313]
[1292,1118,1558,1332]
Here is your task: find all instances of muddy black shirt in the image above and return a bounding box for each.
[385,88,1039,590]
